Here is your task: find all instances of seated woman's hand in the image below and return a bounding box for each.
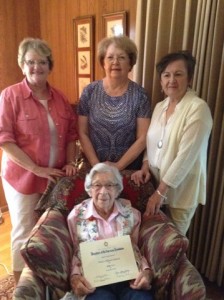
[131,169,151,186]
[70,274,95,297]
[129,269,153,290]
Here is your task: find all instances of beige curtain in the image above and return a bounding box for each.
[134,0,224,286]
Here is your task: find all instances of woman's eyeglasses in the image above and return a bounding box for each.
[105,55,128,63]
[91,183,118,190]
[24,60,49,67]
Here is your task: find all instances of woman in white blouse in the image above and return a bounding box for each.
[131,51,213,235]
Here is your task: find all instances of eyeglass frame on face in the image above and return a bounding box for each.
[24,59,49,67]
[104,55,129,63]
[91,183,118,191]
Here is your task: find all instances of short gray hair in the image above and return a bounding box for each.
[85,163,123,194]
[18,37,54,70]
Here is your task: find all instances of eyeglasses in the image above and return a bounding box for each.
[91,183,118,190]
[24,60,49,67]
[105,55,128,63]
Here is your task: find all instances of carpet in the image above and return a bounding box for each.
[0,275,14,300]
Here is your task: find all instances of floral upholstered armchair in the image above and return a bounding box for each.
[13,167,206,300]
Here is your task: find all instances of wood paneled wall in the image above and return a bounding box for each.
[0,0,41,91]
[39,0,137,103]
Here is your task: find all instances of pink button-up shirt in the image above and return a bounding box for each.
[0,78,78,194]
[67,198,149,275]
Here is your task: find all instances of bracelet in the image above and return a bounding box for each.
[67,161,77,167]
[156,189,168,201]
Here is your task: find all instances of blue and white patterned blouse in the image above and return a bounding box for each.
[78,80,151,170]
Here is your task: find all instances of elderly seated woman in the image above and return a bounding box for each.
[65,163,154,300]
[15,160,206,300]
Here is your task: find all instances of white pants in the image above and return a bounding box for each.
[165,205,197,235]
[2,178,41,271]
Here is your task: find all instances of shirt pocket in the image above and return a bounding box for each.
[57,108,72,133]
[16,110,40,135]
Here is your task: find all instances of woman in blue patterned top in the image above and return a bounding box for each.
[78,36,151,171]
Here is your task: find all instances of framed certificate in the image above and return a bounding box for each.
[80,235,138,287]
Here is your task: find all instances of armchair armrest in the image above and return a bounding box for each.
[14,267,46,300]
[20,208,73,300]
[139,211,189,299]
[170,257,206,300]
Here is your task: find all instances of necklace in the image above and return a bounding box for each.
[157,115,166,149]
[157,140,163,149]
[157,99,176,149]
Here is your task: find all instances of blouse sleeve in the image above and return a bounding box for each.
[67,208,82,276]
[0,89,17,145]
[77,82,95,116]
[162,100,213,188]
[132,208,150,270]
[135,84,151,118]
[137,94,151,118]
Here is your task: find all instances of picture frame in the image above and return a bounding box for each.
[102,11,127,38]
[73,16,94,100]
[78,50,91,75]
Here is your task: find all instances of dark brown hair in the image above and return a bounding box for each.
[156,50,196,81]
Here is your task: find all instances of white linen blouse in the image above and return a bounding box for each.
[145,90,213,209]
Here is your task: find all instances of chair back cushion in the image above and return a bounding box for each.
[35,169,155,215]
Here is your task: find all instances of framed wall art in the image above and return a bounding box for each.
[73,16,94,100]
[102,11,127,38]
[77,50,91,75]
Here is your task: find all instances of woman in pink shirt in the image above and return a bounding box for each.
[0,38,78,284]
[67,163,154,300]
